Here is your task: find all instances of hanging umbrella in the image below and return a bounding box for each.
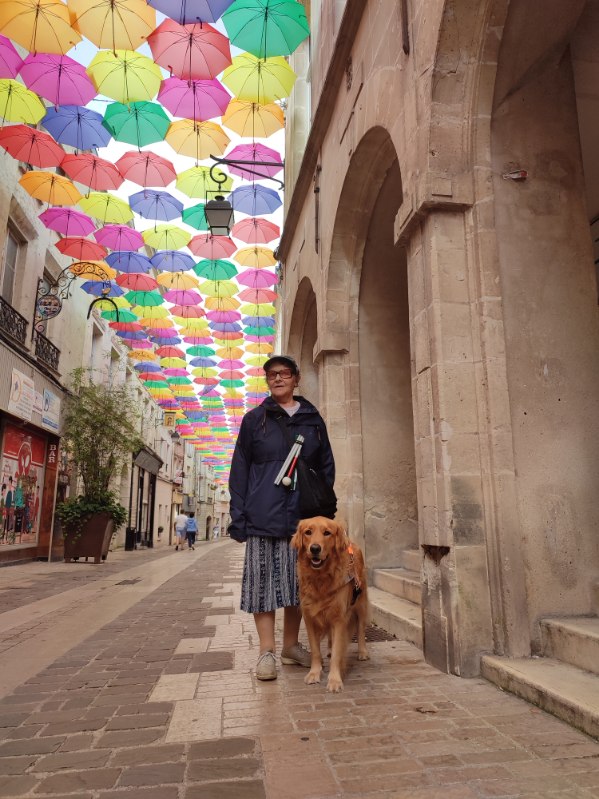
[61,153,124,191]
[125,290,164,306]
[246,341,273,354]
[222,0,309,58]
[193,258,237,279]
[103,101,170,148]
[170,304,206,318]
[184,334,213,344]
[234,245,276,267]
[221,98,283,137]
[188,345,215,356]
[39,206,95,236]
[221,53,296,104]
[19,170,82,206]
[242,315,275,327]
[129,347,156,359]
[0,125,63,168]
[87,50,162,104]
[142,316,174,328]
[205,295,239,310]
[176,165,233,198]
[0,35,23,78]
[42,105,112,150]
[229,184,281,216]
[208,313,240,325]
[142,224,190,251]
[163,288,202,305]
[226,142,282,180]
[55,237,107,260]
[106,251,152,273]
[150,250,196,272]
[95,224,143,251]
[182,203,209,231]
[237,267,278,288]
[133,360,161,371]
[240,301,275,315]
[146,0,235,24]
[69,0,156,52]
[157,272,199,290]
[0,0,82,54]
[116,273,158,291]
[231,217,279,243]
[188,233,236,259]
[19,53,96,107]
[130,189,183,221]
[80,192,133,223]
[239,286,277,302]
[158,76,230,123]
[80,280,123,297]
[148,19,231,81]
[166,119,229,161]
[155,345,185,357]
[116,151,176,188]
[102,307,137,322]
[0,79,46,124]
[134,305,169,319]
[198,279,237,297]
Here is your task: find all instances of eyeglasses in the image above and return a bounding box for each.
[265,368,294,381]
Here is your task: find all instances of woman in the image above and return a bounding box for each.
[228,355,335,681]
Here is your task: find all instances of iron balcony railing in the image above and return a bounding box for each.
[34,331,60,373]
[0,295,27,345]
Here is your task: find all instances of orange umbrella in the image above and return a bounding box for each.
[19,171,82,206]
[0,0,81,54]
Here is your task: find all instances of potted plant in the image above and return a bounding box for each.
[57,370,141,563]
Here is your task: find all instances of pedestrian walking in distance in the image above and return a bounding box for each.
[185,512,198,550]
[228,355,335,681]
[173,510,187,551]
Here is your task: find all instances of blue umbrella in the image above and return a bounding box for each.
[190,356,217,367]
[116,330,147,340]
[106,251,153,273]
[150,250,196,272]
[80,280,124,297]
[42,106,112,150]
[151,335,183,345]
[242,315,276,326]
[129,190,183,221]
[146,0,235,23]
[134,362,162,372]
[209,321,242,332]
[229,184,282,216]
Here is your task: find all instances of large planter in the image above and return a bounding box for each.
[63,512,114,564]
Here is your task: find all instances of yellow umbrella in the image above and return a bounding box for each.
[197,280,237,297]
[240,302,276,315]
[69,0,156,52]
[214,337,244,348]
[87,50,162,104]
[216,346,244,358]
[69,260,117,280]
[222,99,284,138]
[19,171,82,206]
[129,349,157,360]
[246,341,274,354]
[176,165,233,199]
[247,354,270,366]
[166,119,230,161]
[160,357,187,368]
[247,376,267,387]
[221,54,296,104]
[140,317,174,329]
[96,296,131,310]
[0,80,46,124]
[0,0,81,54]
[173,317,208,330]
[79,192,133,223]
[204,296,240,311]
[156,273,199,290]
[234,246,277,268]
[191,367,218,377]
[133,305,169,319]
[142,224,191,251]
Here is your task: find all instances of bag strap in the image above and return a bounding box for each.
[273,412,294,447]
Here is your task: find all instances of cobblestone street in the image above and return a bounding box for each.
[0,541,598,799]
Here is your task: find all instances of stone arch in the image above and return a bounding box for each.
[287,277,319,403]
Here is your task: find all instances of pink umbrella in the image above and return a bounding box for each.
[158,76,230,123]
[246,334,275,343]
[217,359,244,369]
[188,234,236,258]
[164,289,203,305]
[116,151,176,188]
[231,217,280,244]
[184,335,213,344]
[39,207,95,236]
[163,368,189,376]
[225,143,283,180]
[207,309,240,323]
[61,153,124,191]
[0,35,22,78]
[236,268,278,288]
[94,225,144,251]
[170,305,205,317]
[148,19,231,81]
[116,273,158,291]
[238,287,277,302]
[19,53,96,106]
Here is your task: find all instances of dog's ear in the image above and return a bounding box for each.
[290,520,306,551]
[333,520,349,555]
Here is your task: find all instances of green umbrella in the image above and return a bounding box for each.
[182,203,209,231]
[193,258,237,280]
[222,0,310,59]
[187,345,216,356]
[167,376,192,385]
[103,102,170,148]
[101,308,137,322]
[244,325,275,336]
[220,379,244,388]
[125,290,164,306]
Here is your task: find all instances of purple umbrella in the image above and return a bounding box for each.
[190,356,217,367]
[0,36,23,78]
[163,288,203,305]
[116,329,147,340]
[80,281,124,297]
[147,0,235,23]
[226,143,283,180]
[151,335,183,345]
[19,54,96,107]
[42,105,111,150]
[39,207,95,236]
[158,76,230,123]
[207,314,241,326]
[134,362,162,372]
[229,184,281,216]
[105,251,153,273]
[150,250,196,272]
[94,224,144,251]
[129,190,184,221]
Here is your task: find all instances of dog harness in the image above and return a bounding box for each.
[346,545,362,606]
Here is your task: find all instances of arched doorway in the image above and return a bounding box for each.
[288,277,319,404]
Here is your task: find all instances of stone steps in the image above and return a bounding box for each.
[541,617,599,676]
[372,567,421,605]
[368,587,422,648]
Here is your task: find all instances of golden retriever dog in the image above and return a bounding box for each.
[291,517,369,692]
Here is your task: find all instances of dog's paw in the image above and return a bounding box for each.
[326,676,344,693]
[305,670,321,685]
[357,651,370,661]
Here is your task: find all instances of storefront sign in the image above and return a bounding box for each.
[36,294,62,320]
[41,389,61,433]
[0,424,46,547]
[8,369,35,422]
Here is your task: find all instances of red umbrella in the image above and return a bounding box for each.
[238,287,277,303]
[18,53,96,106]
[55,237,107,260]
[116,273,158,291]
[110,322,144,332]
[156,345,186,357]
[61,153,124,191]
[170,304,205,317]
[0,124,63,167]
[148,19,231,81]
[158,76,230,123]
[225,143,283,180]
[188,234,236,258]
[236,268,278,288]
[231,217,280,244]
[116,150,176,188]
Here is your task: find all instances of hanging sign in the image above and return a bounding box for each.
[36,295,62,321]
[8,370,35,422]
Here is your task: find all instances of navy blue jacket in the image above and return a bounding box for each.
[228,396,335,541]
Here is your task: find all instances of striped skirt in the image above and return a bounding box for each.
[240,535,299,613]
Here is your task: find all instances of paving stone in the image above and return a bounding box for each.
[0,736,64,756]
[99,789,179,799]
[105,713,170,730]
[35,768,121,793]
[188,757,261,782]
[96,729,164,748]
[190,651,234,672]
[0,775,39,796]
[110,744,185,766]
[117,762,186,786]
[188,737,257,759]
[33,748,111,771]
[185,780,266,799]
[0,754,37,773]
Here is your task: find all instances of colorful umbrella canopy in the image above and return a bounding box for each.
[194,258,237,279]
[19,170,82,205]
[94,224,143,251]
[156,272,199,290]
[238,289,276,303]
[0,125,63,167]
[19,53,96,106]
[150,250,195,272]
[42,105,112,150]
[125,290,164,306]
[226,142,282,180]
[158,76,231,123]
[222,0,310,58]
[231,216,279,243]
[87,50,162,104]
[176,165,233,197]
[61,153,124,190]
[165,119,229,161]
[81,280,123,297]
[221,53,296,104]
[237,267,278,288]
[198,279,237,297]
[106,251,152,273]
[234,245,276,267]
[182,202,209,230]
[0,0,82,54]
[0,79,46,123]
[102,101,170,148]
[146,0,236,24]
[148,19,231,81]
[55,237,107,260]
[80,191,133,223]
[69,0,156,52]
[229,183,281,215]
[129,189,183,221]
[142,224,191,250]
[116,151,176,187]
[39,206,95,236]
[188,234,236,259]
[221,99,284,137]
[0,35,23,78]
[116,273,158,291]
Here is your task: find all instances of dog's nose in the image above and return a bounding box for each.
[310,544,321,556]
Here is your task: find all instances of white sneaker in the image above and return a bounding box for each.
[256,651,277,680]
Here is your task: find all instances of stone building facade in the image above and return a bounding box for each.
[278,0,599,680]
